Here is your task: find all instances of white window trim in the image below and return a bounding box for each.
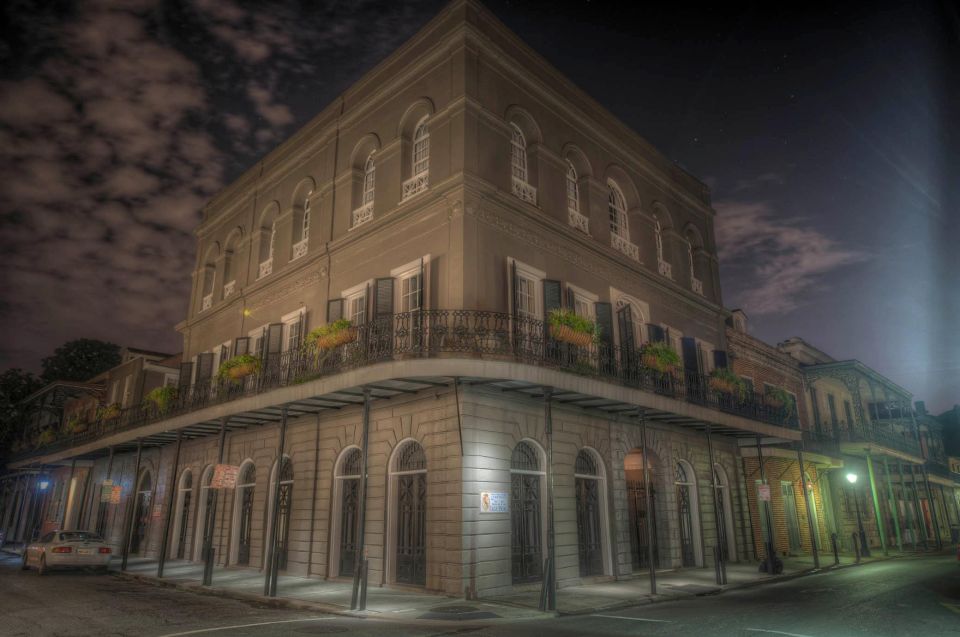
[567,283,597,318]
[281,308,306,352]
[508,257,546,320]
[341,281,371,325]
[389,255,431,279]
[391,256,430,313]
[611,289,650,345]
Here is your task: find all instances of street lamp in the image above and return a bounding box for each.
[846,472,870,557]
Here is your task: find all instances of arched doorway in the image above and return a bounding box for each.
[172,469,192,560]
[713,464,736,561]
[625,449,659,569]
[130,471,152,555]
[675,460,702,567]
[266,457,294,571]
[232,462,256,566]
[333,448,362,577]
[510,441,544,583]
[193,465,214,561]
[391,440,427,586]
[574,448,607,577]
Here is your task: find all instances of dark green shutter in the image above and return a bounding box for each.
[196,352,214,381]
[681,337,699,373]
[713,350,728,369]
[266,323,284,355]
[594,302,613,348]
[510,260,519,315]
[233,337,250,356]
[617,305,634,350]
[327,299,343,323]
[374,278,394,318]
[647,323,665,343]
[543,280,562,318]
[178,362,193,389]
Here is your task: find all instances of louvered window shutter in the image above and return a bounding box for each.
[233,337,250,356]
[713,350,729,369]
[510,260,519,315]
[327,298,343,323]
[220,344,230,365]
[594,302,614,348]
[374,278,394,319]
[178,362,193,389]
[566,286,575,310]
[617,304,635,351]
[266,323,284,355]
[681,337,700,373]
[197,352,214,380]
[647,324,665,343]
[418,257,426,311]
[543,280,562,319]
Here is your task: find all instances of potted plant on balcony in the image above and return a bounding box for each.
[97,402,121,421]
[641,341,680,374]
[548,309,599,347]
[764,386,794,410]
[306,319,357,350]
[145,385,179,413]
[37,429,56,447]
[708,368,747,398]
[65,414,88,434]
[217,354,261,381]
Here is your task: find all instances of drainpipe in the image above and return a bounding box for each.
[265,408,288,597]
[541,387,557,612]
[756,434,776,575]
[705,424,726,579]
[203,417,229,586]
[908,464,929,548]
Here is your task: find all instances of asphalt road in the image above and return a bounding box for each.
[1,552,957,637]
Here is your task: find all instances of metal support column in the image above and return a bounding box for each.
[265,407,288,597]
[908,464,929,548]
[920,465,942,549]
[350,389,372,610]
[203,418,229,586]
[121,439,143,571]
[797,447,820,568]
[639,408,657,594]
[705,424,726,582]
[62,460,76,529]
[865,452,888,555]
[756,434,776,575]
[881,457,902,552]
[158,431,183,578]
[96,446,115,537]
[538,387,557,612]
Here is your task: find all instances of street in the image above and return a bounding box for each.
[0,553,957,636]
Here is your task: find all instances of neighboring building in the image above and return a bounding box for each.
[726,311,836,562]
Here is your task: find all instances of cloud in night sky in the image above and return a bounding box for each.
[0,0,438,371]
[715,199,868,315]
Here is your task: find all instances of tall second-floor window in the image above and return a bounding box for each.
[347,291,366,326]
[362,153,376,206]
[608,180,628,238]
[413,118,429,177]
[566,162,579,213]
[655,219,665,263]
[510,124,528,183]
[302,196,311,241]
[399,270,421,312]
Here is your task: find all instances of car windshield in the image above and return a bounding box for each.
[60,531,104,542]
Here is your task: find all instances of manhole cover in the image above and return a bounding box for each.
[431,605,481,613]
[293,627,349,634]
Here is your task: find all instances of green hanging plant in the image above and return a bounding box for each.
[97,402,121,421]
[709,368,747,397]
[144,385,179,412]
[217,354,261,381]
[548,309,600,346]
[641,341,680,373]
[765,385,795,411]
[305,319,356,350]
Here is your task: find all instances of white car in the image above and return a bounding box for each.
[21,530,113,575]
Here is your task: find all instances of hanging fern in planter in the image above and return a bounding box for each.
[217,354,261,381]
[145,385,179,412]
[764,386,795,411]
[97,402,121,421]
[641,341,680,373]
[305,319,357,350]
[708,368,747,398]
[548,309,600,346]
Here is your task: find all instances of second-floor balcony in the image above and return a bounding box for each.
[351,201,373,228]
[258,258,273,279]
[611,234,639,261]
[658,259,673,279]
[292,238,309,260]
[201,293,212,312]
[401,171,429,201]
[837,422,923,459]
[568,208,589,234]
[14,310,801,463]
[511,176,537,205]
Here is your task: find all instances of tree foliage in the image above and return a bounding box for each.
[41,338,121,383]
[0,368,44,453]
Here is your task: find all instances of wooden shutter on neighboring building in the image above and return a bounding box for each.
[373,278,394,319]
[178,362,192,389]
[713,350,728,369]
[647,323,665,343]
[681,337,700,374]
[594,302,613,349]
[266,323,284,355]
[327,299,343,323]
[196,352,214,381]
[233,337,249,356]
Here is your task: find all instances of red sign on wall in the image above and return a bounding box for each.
[758,483,771,501]
[210,464,240,489]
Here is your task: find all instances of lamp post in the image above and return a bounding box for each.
[847,472,870,557]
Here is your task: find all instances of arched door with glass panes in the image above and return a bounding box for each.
[235,463,256,566]
[175,470,192,559]
[130,471,152,555]
[625,449,658,569]
[272,458,294,571]
[574,450,604,577]
[510,441,543,583]
[713,464,735,561]
[675,462,698,567]
[394,442,427,586]
[338,449,362,577]
[194,466,214,561]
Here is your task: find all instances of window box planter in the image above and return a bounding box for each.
[37,429,56,447]
[641,342,680,374]
[98,403,121,421]
[144,386,179,413]
[764,386,793,411]
[708,368,747,398]
[306,320,357,350]
[548,309,598,347]
[218,354,261,381]
[65,416,88,434]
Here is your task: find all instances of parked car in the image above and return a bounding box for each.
[21,530,113,575]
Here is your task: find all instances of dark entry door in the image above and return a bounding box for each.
[339,478,360,576]
[176,491,191,559]
[130,492,151,554]
[396,473,426,585]
[627,479,658,569]
[677,482,696,566]
[575,477,604,576]
[782,482,801,552]
[275,482,292,570]
[237,487,254,565]
[511,473,543,583]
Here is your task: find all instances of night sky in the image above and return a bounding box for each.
[1,1,957,410]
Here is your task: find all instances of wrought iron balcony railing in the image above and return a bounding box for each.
[838,424,923,457]
[14,310,800,460]
[924,459,960,482]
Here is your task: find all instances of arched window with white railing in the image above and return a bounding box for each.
[608,179,638,260]
[401,117,430,201]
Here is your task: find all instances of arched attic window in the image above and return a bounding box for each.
[685,228,704,296]
[608,180,638,261]
[653,216,671,279]
[257,206,278,279]
[509,123,537,205]
[292,187,313,260]
[199,245,218,312]
[565,156,589,234]
[402,117,430,201]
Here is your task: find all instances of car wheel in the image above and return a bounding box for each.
[37,555,48,576]
[20,553,29,571]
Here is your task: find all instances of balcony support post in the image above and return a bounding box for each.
[882,457,903,552]
[265,408,287,597]
[920,465,942,550]
[96,446,115,537]
[157,430,183,578]
[538,387,557,613]
[865,451,888,555]
[705,424,726,581]
[796,447,820,568]
[202,417,228,586]
[350,388,372,611]
[908,463,929,548]
[121,438,143,571]
[756,434,776,575]
[61,459,76,529]
[639,408,657,594]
